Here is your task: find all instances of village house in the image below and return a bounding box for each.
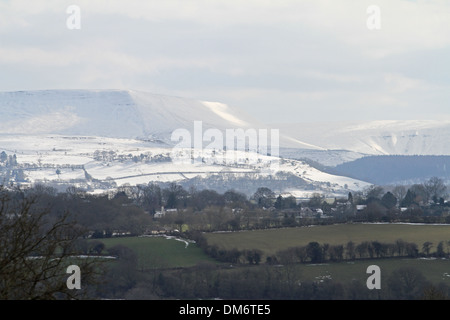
[154,206,178,219]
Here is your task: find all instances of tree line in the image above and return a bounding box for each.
[130,263,450,300]
[2,177,448,239]
[272,239,449,264]
[189,231,449,266]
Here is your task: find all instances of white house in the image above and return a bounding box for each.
[154,206,178,218]
[356,205,367,212]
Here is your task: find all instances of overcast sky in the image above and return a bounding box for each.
[1,0,449,124]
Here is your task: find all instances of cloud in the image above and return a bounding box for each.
[297,0,450,58]
[384,73,427,93]
[0,0,449,123]
[306,71,363,84]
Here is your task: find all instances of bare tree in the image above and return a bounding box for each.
[424,177,448,203]
[0,187,103,299]
[387,267,429,300]
[409,184,429,204]
[422,241,433,257]
[364,185,384,200]
[392,186,407,205]
[345,241,356,260]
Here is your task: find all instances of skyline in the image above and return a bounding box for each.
[1,0,449,124]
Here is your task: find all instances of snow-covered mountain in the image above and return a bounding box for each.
[277,120,450,157]
[0,89,320,150]
[0,89,247,139]
[0,89,370,197]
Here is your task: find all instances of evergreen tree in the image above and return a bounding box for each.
[401,189,417,207]
[0,151,7,163]
[381,192,397,209]
[274,195,283,210]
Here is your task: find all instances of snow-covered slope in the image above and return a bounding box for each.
[0,90,366,197]
[0,90,321,150]
[277,120,450,156]
[0,135,370,197]
[0,89,248,139]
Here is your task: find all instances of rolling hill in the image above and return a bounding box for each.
[0,90,370,197]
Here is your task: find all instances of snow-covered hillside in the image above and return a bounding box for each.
[277,120,450,157]
[0,90,320,150]
[0,135,370,197]
[3,89,449,195]
[0,89,372,197]
[0,89,248,139]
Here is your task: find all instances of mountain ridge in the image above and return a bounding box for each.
[276,120,450,157]
[0,89,322,150]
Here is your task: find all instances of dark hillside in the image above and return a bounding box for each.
[332,155,450,185]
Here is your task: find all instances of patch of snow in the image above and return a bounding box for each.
[140,234,196,249]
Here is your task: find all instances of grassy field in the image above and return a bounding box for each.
[293,257,450,285]
[97,223,450,282]
[100,236,215,269]
[96,226,450,290]
[204,223,450,257]
[219,257,450,288]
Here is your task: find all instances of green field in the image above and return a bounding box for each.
[96,226,450,293]
[204,223,450,256]
[97,224,450,283]
[100,236,215,269]
[291,258,450,285]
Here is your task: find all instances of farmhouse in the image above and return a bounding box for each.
[356,205,367,212]
[300,207,315,218]
[154,206,178,218]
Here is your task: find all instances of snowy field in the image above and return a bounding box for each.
[0,134,370,196]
